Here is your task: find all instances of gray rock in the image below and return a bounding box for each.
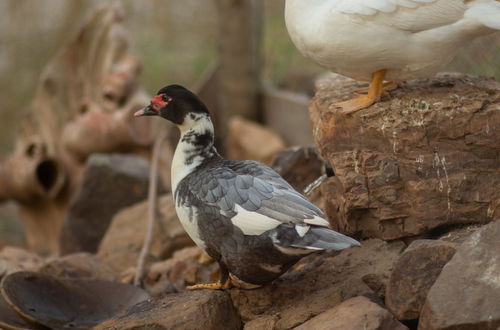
[419,221,500,330]
[385,239,458,320]
[95,290,241,330]
[60,154,154,254]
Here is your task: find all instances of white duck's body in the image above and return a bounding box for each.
[285,0,500,82]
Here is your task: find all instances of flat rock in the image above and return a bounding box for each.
[95,290,241,330]
[295,296,408,330]
[419,221,500,330]
[226,116,286,165]
[38,252,117,281]
[385,239,458,321]
[144,246,219,295]
[229,239,405,329]
[310,73,500,240]
[98,194,193,274]
[60,154,153,254]
[0,246,44,277]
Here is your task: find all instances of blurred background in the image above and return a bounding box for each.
[0,0,499,248]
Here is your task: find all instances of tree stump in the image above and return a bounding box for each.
[310,73,499,240]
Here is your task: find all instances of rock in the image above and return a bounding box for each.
[98,194,193,274]
[60,154,153,254]
[229,239,405,328]
[385,239,458,321]
[143,246,219,295]
[95,290,241,330]
[271,146,324,192]
[309,73,500,240]
[295,296,408,330]
[226,116,286,164]
[244,315,280,330]
[419,221,500,330]
[0,246,44,277]
[38,252,117,281]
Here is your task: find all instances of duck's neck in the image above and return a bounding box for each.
[171,114,218,194]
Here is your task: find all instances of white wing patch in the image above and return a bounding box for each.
[295,224,310,237]
[275,245,317,255]
[231,204,282,236]
[175,203,207,249]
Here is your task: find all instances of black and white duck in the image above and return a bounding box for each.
[134,85,360,289]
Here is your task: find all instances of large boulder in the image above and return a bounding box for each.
[385,239,458,321]
[98,194,193,274]
[230,239,405,329]
[295,296,408,330]
[309,73,500,239]
[418,221,500,330]
[226,116,286,164]
[95,290,241,330]
[60,154,153,254]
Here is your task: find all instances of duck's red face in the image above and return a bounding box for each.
[134,93,173,117]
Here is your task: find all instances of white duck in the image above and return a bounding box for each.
[285,0,500,113]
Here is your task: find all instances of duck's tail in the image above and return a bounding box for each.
[466,0,500,30]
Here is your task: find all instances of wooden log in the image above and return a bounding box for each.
[215,0,263,140]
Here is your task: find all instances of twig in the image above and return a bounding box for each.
[134,130,167,287]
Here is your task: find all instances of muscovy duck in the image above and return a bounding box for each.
[134,85,360,289]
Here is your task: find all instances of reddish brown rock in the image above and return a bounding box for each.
[385,239,458,320]
[39,252,117,281]
[0,246,43,277]
[310,73,500,240]
[229,239,405,329]
[295,296,408,330]
[95,290,241,330]
[97,194,193,274]
[226,116,286,164]
[143,246,219,295]
[419,221,500,330]
[271,146,324,192]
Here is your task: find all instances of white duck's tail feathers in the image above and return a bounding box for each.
[466,1,500,30]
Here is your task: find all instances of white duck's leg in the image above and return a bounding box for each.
[335,69,387,114]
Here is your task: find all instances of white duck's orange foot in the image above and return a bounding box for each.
[354,81,398,96]
[335,69,387,114]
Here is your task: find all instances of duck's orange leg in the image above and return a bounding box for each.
[334,69,387,114]
[355,80,398,96]
[186,278,233,290]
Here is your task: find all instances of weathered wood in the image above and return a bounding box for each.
[0,3,156,254]
[215,0,263,139]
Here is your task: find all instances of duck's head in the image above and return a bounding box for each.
[134,84,210,127]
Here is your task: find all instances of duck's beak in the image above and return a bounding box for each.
[134,106,158,117]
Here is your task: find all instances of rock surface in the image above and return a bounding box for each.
[230,239,405,329]
[60,154,153,254]
[0,246,44,277]
[295,296,408,330]
[144,246,219,295]
[95,290,241,330]
[98,194,193,274]
[226,116,286,164]
[39,252,117,281]
[419,221,500,330]
[271,146,324,192]
[309,73,500,240]
[385,239,458,320]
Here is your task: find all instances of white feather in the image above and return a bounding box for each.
[295,224,310,237]
[231,205,282,236]
[304,216,330,227]
[275,245,318,255]
[175,203,206,249]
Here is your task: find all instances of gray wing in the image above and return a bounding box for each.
[188,160,328,235]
